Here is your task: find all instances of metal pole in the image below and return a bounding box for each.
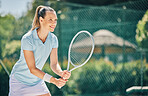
[140,50,143,89]
[0,59,10,76]
[57,1,63,69]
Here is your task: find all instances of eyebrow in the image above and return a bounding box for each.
[48,18,58,20]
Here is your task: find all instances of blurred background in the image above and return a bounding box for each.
[0,0,148,96]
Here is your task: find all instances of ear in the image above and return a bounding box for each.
[39,17,44,23]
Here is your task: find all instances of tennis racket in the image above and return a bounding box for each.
[59,30,95,88]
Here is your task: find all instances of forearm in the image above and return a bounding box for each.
[50,63,63,77]
[30,68,57,84]
[30,67,45,79]
[23,50,58,84]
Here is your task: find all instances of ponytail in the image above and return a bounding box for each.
[31,5,55,31]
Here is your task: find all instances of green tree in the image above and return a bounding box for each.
[136,10,148,62]
[10,0,61,40]
[0,14,16,58]
[136,10,148,48]
[0,14,15,96]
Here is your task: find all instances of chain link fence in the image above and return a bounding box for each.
[0,0,148,96]
[52,0,148,95]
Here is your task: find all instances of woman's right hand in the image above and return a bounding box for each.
[50,77,67,88]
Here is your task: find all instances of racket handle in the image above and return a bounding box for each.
[58,86,62,89]
[63,77,66,79]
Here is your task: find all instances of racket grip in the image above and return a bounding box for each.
[58,86,62,89]
[63,77,66,79]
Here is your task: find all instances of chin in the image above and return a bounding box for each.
[50,30,54,32]
[49,29,54,32]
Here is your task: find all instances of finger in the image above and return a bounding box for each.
[63,79,68,81]
[64,74,70,78]
[59,81,66,85]
[66,72,71,76]
[59,79,66,83]
[60,78,68,81]
[64,72,70,76]
[61,72,65,77]
[64,70,71,74]
[64,70,70,74]
[61,70,68,77]
[58,82,66,87]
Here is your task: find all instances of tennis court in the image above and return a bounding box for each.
[0,0,148,96]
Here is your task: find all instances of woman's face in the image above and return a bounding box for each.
[40,11,57,32]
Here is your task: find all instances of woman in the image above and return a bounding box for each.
[9,5,71,96]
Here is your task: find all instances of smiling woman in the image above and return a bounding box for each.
[9,5,71,96]
[31,6,58,43]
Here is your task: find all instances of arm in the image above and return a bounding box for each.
[23,50,66,87]
[50,48,63,77]
[50,48,71,79]
[23,50,45,79]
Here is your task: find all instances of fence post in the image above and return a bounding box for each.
[0,59,10,76]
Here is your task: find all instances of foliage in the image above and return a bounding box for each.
[3,40,21,59]
[0,14,15,39]
[0,14,19,96]
[136,10,148,48]
[0,58,17,96]
[0,0,148,96]
[61,59,147,95]
[0,56,148,96]
[0,68,9,96]
[10,16,32,40]
[0,14,16,58]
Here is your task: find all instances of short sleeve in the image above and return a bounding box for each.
[52,35,58,48]
[21,36,33,51]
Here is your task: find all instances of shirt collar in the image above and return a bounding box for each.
[33,27,51,40]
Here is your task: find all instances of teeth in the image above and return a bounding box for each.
[50,26,54,29]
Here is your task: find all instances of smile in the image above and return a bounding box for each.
[50,26,55,29]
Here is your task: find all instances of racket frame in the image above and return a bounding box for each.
[67,31,95,72]
[58,31,94,89]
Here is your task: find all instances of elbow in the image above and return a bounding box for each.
[29,68,36,75]
[50,64,54,69]
[50,63,57,70]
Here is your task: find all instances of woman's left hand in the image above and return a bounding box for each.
[61,70,71,80]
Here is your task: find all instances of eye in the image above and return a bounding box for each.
[48,19,52,21]
[48,19,57,22]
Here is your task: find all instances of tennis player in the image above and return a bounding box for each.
[9,5,71,96]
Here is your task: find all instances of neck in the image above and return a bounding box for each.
[37,27,49,43]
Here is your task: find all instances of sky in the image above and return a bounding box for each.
[0,0,33,17]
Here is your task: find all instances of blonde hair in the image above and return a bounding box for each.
[31,5,55,31]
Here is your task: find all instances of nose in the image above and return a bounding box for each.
[51,21,57,25]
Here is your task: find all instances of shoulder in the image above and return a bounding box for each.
[50,33,58,48]
[21,30,34,50]
[22,30,33,39]
[50,33,57,39]
[50,33,58,42]
[21,30,34,41]
[21,30,34,45]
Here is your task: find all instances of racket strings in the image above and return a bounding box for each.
[70,54,81,65]
[71,52,88,65]
[70,33,93,66]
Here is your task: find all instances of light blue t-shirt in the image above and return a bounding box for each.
[11,28,58,86]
